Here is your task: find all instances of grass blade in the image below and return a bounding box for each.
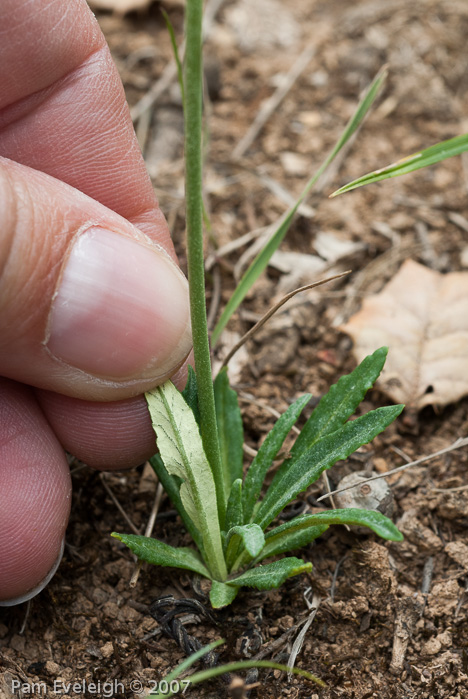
[111,534,211,578]
[151,654,324,697]
[242,394,311,523]
[158,639,224,687]
[211,67,387,345]
[331,132,468,196]
[290,347,388,461]
[183,659,325,691]
[254,404,404,530]
[161,8,185,109]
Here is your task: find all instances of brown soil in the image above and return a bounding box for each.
[2,1,468,698]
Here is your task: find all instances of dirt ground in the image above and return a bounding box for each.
[2,0,468,697]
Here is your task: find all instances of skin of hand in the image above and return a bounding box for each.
[0,0,192,605]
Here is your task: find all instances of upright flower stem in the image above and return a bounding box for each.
[184,0,226,527]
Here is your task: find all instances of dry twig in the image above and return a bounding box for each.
[316,437,468,503]
[100,473,140,536]
[205,227,267,271]
[220,271,350,369]
[389,596,423,675]
[130,480,165,587]
[287,588,320,681]
[232,42,316,160]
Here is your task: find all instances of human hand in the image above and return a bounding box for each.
[0,0,192,605]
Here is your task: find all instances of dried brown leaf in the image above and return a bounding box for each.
[341,259,468,409]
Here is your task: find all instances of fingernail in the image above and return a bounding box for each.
[45,228,191,380]
[0,538,65,607]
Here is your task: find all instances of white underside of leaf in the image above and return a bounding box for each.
[341,259,468,409]
[146,382,227,579]
[147,386,206,530]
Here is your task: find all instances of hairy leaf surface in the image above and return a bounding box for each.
[242,394,311,522]
[257,525,328,561]
[225,524,265,560]
[260,508,402,561]
[290,348,387,461]
[254,405,404,529]
[214,368,244,494]
[210,580,239,608]
[225,478,243,532]
[182,365,200,425]
[227,557,312,590]
[111,533,211,578]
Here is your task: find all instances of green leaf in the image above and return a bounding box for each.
[211,67,387,345]
[152,639,225,695]
[257,524,329,562]
[214,367,244,497]
[209,580,239,608]
[260,508,402,562]
[181,365,200,425]
[224,482,248,570]
[153,651,325,697]
[177,660,325,693]
[291,348,388,461]
[227,557,312,590]
[160,8,185,110]
[225,478,243,532]
[146,382,227,581]
[225,524,265,562]
[111,533,211,578]
[150,454,204,555]
[242,394,311,523]
[254,404,404,530]
[331,132,468,197]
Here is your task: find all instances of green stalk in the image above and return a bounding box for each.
[184,0,226,526]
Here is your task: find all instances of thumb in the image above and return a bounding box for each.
[0,157,192,401]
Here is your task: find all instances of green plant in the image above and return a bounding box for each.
[114,343,403,608]
[331,132,468,196]
[111,0,406,609]
[146,638,325,697]
[112,1,468,609]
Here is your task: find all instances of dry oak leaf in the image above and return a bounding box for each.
[341,259,468,409]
